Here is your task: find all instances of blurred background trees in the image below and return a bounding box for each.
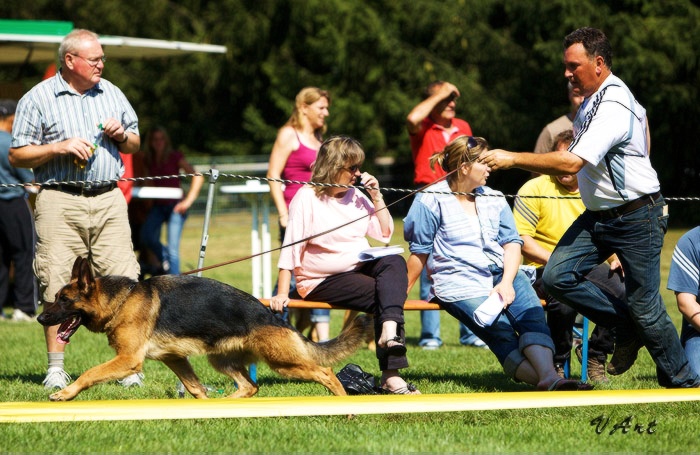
[1,0,698,223]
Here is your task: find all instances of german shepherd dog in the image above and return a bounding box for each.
[37,257,371,401]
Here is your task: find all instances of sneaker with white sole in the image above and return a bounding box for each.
[117,372,145,387]
[470,338,488,348]
[421,340,441,351]
[462,337,490,350]
[11,309,37,322]
[43,367,71,389]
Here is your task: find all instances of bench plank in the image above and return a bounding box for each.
[258,298,441,311]
[258,298,546,310]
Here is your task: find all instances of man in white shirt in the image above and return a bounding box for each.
[479,27,698,388]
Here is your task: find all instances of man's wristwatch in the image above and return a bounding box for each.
[115,133,128,144]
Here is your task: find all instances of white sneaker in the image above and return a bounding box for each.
[11,309,37,322]
[421,340,441,351]
[471,338,487,348]
[117,372,145,387]
[43,367,71,389]
[463,337,490,350]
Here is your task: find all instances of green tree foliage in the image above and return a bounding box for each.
[1,0,699,221]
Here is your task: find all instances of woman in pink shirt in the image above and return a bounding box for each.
[267,87,331,340]
[270,136,419,395]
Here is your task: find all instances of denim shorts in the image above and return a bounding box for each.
[310,308,330,323]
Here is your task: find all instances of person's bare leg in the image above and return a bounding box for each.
[514,360,539,386]
[314,321,330,342]
[380,369,421,394]
[378,321,400,347]
[523,344,562,390]
[45,325,65,353]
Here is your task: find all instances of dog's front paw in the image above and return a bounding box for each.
[49,389,73,401]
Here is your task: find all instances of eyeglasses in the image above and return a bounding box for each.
[70,54,107,67]
[341,164,361,173]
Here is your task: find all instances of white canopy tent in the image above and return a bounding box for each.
[0,19,227,65]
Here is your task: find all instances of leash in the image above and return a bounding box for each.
[181,169,457,276]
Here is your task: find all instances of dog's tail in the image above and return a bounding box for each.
[308,314,373,366]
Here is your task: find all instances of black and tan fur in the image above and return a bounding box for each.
[38,257,371,401]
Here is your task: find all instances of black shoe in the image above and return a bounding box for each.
[607,337,644,375]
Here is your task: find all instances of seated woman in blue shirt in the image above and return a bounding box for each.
[404,135,592,391]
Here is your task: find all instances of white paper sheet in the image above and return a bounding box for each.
[473,293,505,327]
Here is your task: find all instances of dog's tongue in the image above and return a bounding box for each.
[56,316,81,344]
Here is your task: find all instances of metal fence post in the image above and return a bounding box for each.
[196,169,219,276]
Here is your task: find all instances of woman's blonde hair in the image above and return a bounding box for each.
[311,136,365,196]
[285,87,331,140]
[430,135,489,181]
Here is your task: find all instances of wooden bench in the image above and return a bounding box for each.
[258,297,590,381]
[258,298,441,311]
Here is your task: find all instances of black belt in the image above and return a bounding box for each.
[590,191,662,220]
[45,183,117,197]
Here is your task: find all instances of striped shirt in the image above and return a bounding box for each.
[404,181,523,302]
[11,71,138,187]
[569,73,658,210]
[667,226,700,341]
[668,227,700,297]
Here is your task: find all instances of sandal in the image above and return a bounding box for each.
[545,377,595,391]
[378,336,407,357]
[381,382,420,395]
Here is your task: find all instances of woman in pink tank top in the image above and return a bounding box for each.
[267,87,331,340]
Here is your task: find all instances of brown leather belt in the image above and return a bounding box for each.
[591,191,661,220]
[45,183,117,197]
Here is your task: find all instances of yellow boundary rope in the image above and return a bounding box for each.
[1,389,698,423]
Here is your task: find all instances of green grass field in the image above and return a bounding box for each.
[1,212,699,453]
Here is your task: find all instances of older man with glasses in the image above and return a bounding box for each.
[9,28,143,391]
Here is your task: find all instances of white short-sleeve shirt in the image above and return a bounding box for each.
[569,73,659,210]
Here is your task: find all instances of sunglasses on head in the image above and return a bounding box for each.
[441,136,479,172]
[466,136,478,152]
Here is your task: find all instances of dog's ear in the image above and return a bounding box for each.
[70,257,84,280]
[76,257,95,294]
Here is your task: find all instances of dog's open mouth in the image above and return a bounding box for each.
[57,316,82,344]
